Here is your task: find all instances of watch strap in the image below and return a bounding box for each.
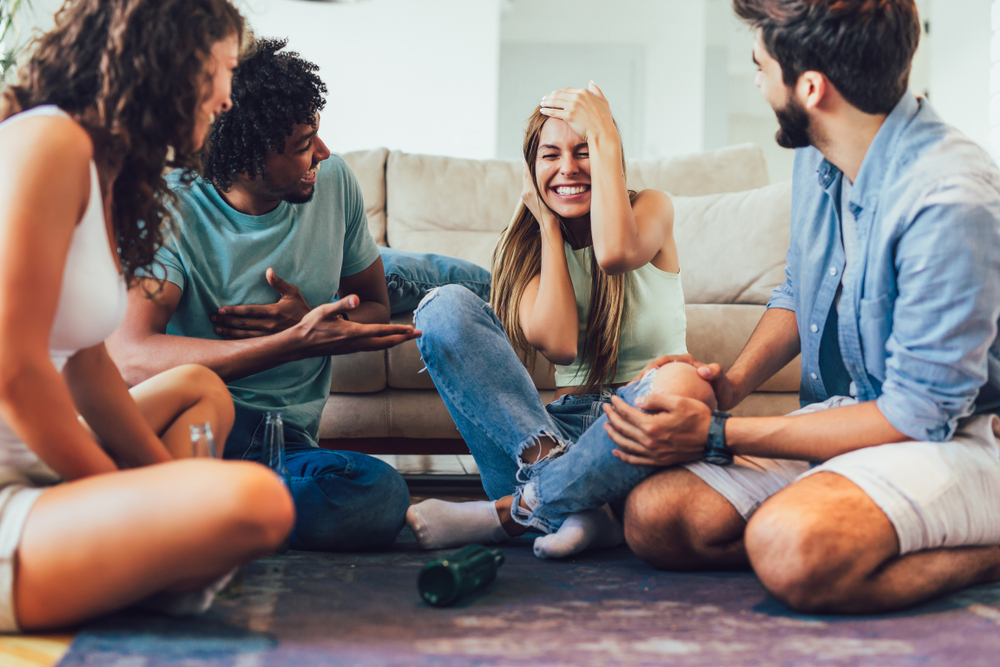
[705,410,733,466]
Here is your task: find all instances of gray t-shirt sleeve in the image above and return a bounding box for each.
[339,163,381,277]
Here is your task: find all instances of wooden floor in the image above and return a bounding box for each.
[0,458,479,667]
[0,635,72,667]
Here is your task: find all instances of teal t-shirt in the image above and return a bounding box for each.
[157,156,380,442]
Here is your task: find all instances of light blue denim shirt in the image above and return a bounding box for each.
[767,93,1000,442]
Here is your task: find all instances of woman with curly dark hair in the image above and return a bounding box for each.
[0,0,293,631]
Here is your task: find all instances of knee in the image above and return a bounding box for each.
[220,462,295,552]
[289,457,408,551]
[362,462,410,545]
[413,284,480,334]
[623,481,701,570]
[650,362,717,410]
[745,503,834,613]
[176,365,234,423]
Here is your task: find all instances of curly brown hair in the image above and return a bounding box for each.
[0,0,243,284]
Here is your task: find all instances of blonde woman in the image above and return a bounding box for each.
[407,83,715,559]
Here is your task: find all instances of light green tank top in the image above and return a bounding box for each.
[554,242,688,387]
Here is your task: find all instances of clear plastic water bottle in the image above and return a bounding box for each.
[190,422,217,458]
[418,545,505,607]
[263,411,288,485]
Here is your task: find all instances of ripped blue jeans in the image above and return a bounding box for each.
[414,284,661,533]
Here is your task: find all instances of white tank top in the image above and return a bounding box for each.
[0,106,128,472]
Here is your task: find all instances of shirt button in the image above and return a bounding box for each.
[810,324,819,333]
[810,373,818,380]
[829,267,838,276]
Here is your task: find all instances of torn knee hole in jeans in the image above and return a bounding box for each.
[413,286,444,319]
[514,428,571,485]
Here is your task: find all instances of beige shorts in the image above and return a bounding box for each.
[0,463,59,632]
[685,397,1000,556]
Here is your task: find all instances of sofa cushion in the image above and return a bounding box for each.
[626,144,770,196]
[384,144,771,269]
[685,304,799,393]
[328,349,387,394]
[673,181,792,305]
[321,388,561,440]
[340,148,389,246]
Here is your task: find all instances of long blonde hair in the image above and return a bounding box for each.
[490,108,633,395]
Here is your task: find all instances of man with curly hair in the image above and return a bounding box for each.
[108,38,479,551]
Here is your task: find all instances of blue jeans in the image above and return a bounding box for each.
[380,247,491,314]
[224,405,410,551]
[414,285,661,533]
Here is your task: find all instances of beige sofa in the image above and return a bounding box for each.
[318,144,802,454]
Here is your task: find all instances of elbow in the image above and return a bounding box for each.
[525,334,577,366]
[594,248,636,276]
[539,343,578,367]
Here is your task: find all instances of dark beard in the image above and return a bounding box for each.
[282,187,315,205]
[774,95,812,149]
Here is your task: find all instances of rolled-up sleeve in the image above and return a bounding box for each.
[767,261,796,312]
[877,181,1000,441]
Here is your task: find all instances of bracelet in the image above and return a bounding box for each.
[704,410,733,466]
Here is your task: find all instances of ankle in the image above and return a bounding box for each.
[495,497,528,537]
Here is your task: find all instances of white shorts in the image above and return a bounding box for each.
[0,463,58,632]
[684,397,1000,556]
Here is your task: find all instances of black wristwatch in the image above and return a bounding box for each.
[704,410,733,466]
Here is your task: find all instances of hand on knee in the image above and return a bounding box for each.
[650,362,717,411]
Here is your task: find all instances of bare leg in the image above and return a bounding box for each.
[746,472,1000,613]
[15,459,294,630]
[128,365,235,459]
[624,467,748,569]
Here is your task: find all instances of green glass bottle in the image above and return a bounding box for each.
[418,545,505,607]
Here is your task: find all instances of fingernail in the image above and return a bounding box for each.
[218,308,226,315]
[209,315,216,322]
[636,397,646,408]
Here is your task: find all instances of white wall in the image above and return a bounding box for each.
[500,0,708,160]
[239,0,501,159]
[928,0,991,148]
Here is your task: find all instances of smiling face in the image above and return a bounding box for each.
[534,118,592,220]
[255,117,331,204]
[193,34,240,151]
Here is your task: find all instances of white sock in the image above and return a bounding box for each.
[533,505,624,559]
[138,567,238,617]
[406,499,509,550]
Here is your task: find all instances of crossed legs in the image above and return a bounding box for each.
[624,468,1000,614]
[13,364,293,631]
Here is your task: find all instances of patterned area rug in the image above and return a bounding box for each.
[57,528,1000,666]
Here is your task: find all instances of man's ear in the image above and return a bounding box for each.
[796,71,827,111]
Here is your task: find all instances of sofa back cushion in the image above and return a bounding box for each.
[384,143,771,272]
[341,148,389,246]
[673,181,791,304]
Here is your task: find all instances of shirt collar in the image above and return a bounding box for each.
[815,93,921,212]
